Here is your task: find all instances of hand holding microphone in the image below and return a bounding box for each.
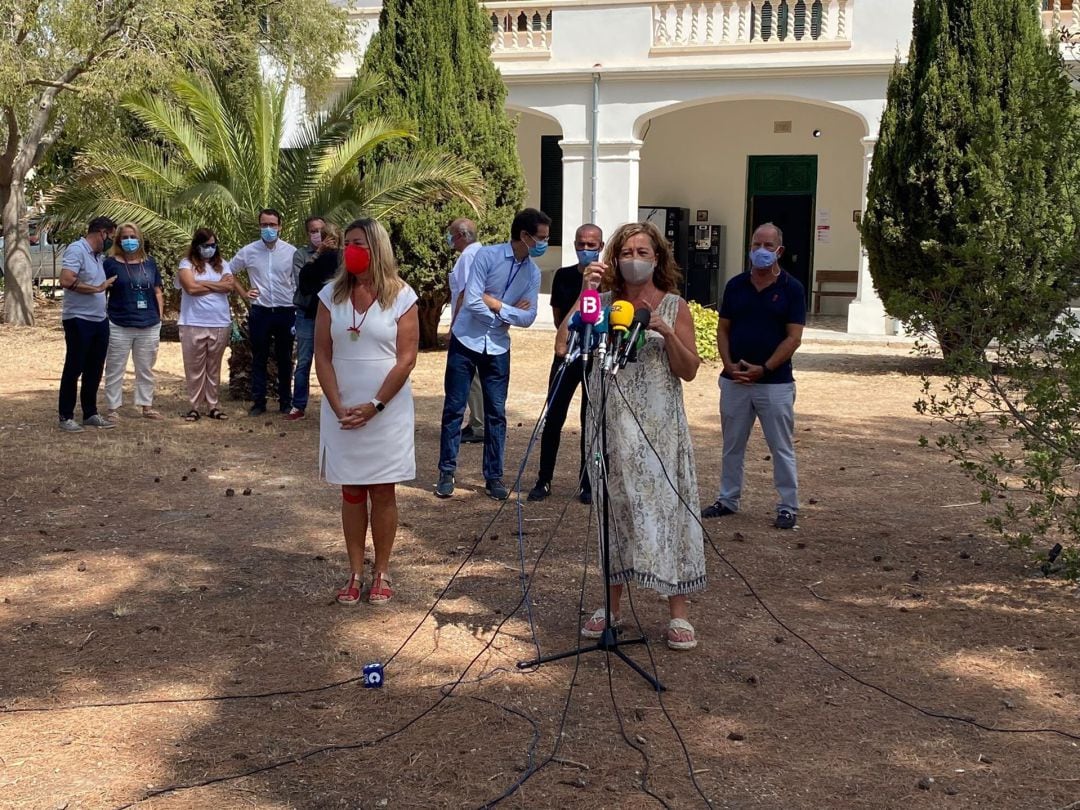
[583,261,606,291]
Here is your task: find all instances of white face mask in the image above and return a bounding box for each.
[619,258,655,285]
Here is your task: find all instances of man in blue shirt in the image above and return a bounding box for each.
[702,222,805,529]
[57,216,117,432]
[435,208,549,500]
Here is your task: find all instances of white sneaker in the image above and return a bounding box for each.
[58,419,84,432]
[82,414,116,429]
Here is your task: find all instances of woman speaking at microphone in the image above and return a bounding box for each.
[314,218,419,606]
[557,221,705,650]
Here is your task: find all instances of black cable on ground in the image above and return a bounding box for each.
[3,360,581,717]
[611,378,1080,745]
[109,375,591,808]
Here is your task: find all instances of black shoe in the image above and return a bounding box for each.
[485,479,510,501]
[435,472,455,498]
[527,481,551,502]
[774,509,798,530]
[248,404,267,417]
[579,489,593,505]
[701,500,736,519]
[460,427,485,444]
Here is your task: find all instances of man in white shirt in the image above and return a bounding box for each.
[232,208,298,417]
[446,218,484,443]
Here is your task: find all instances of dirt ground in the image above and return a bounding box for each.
[1,300,1078,810]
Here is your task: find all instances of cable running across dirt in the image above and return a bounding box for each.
[107,364,592,807]
[1,360,581,718]
[612,378,1080,746]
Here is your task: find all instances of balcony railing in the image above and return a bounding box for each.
[652,0,852,51]
[1043,0,1079,33]
[487,4,553,58]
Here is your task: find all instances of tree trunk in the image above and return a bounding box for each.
[417,289,447,350]
[1,179,35,326]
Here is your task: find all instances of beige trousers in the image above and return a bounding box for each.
[105,323,161,409]
[179,325,230,410]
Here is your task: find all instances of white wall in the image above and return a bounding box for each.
[514,110,566,279]
[639,99,865,313]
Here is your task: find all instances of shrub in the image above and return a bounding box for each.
[688,301,718,362]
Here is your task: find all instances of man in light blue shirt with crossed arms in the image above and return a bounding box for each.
[435,208,550,500]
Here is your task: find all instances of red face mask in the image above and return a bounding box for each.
[344,244,370,275]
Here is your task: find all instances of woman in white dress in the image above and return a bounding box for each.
[314,218,419,606]
[557,221,706,649]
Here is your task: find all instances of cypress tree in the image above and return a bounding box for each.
[360,0,526,347]
[862,0,1080,358]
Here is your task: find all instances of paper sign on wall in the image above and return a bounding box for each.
[815,209,832,244]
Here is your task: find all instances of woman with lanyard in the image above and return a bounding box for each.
[103,222,165,422]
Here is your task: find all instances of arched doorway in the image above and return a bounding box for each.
[637,97,867,316]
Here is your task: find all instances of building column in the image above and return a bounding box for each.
[558,141,590,250]
[846,136,893,335]
[595,140,643,238]
[559,139,642,244]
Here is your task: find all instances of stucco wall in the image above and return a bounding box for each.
[514,110,566,280]
[638,99,865,313]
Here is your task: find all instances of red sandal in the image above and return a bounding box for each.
[336,573,362,605]
[368,572,393,606]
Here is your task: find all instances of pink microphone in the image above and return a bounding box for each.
[578,289,602,366]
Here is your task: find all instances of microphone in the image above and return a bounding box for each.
[606,299,634,373]
[593,307,610,368]
[563,311,584,362]
[617,307,651,371]
[578,289,602,368]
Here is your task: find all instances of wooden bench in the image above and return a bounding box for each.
[812,269,858,314]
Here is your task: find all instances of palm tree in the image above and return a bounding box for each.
[47,70,483,397]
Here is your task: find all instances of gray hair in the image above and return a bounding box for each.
[754,221,784,245]
[450,218,477,244]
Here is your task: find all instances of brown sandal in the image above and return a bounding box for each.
[183,409,200,422]
[207,409,228,420]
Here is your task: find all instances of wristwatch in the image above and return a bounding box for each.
[370,398,385,413]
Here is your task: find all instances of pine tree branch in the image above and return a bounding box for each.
[25,79,83,93]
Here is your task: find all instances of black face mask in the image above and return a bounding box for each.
[101,237,114,253]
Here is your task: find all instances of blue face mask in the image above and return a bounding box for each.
[526,234,548,258]
[120,237,140,254]
[576,249,599,267]
[446,233,455,248]
[261,226,279,243]
[749,247,778,270]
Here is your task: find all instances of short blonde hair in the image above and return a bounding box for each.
[109,221,148,262]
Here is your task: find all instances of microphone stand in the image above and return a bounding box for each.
[517,350,664,692]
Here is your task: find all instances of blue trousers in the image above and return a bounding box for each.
[292,311,316,411]
[717,377,799,514]
[438,336,510,482]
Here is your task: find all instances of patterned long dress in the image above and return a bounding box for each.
[585,292,707,596]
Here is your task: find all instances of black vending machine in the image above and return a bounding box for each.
[637,206,689,278]
[685,224,725,307]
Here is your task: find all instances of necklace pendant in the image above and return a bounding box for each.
[349,330,360,341]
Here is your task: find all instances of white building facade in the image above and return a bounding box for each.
[340,1,1078,335]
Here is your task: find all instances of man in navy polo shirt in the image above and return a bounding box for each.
[702,222,805,529]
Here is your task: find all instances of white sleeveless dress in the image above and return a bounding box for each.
[585,292,707,595]
[318,283,418,485]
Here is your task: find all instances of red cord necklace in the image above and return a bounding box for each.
[347,288,372,340]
